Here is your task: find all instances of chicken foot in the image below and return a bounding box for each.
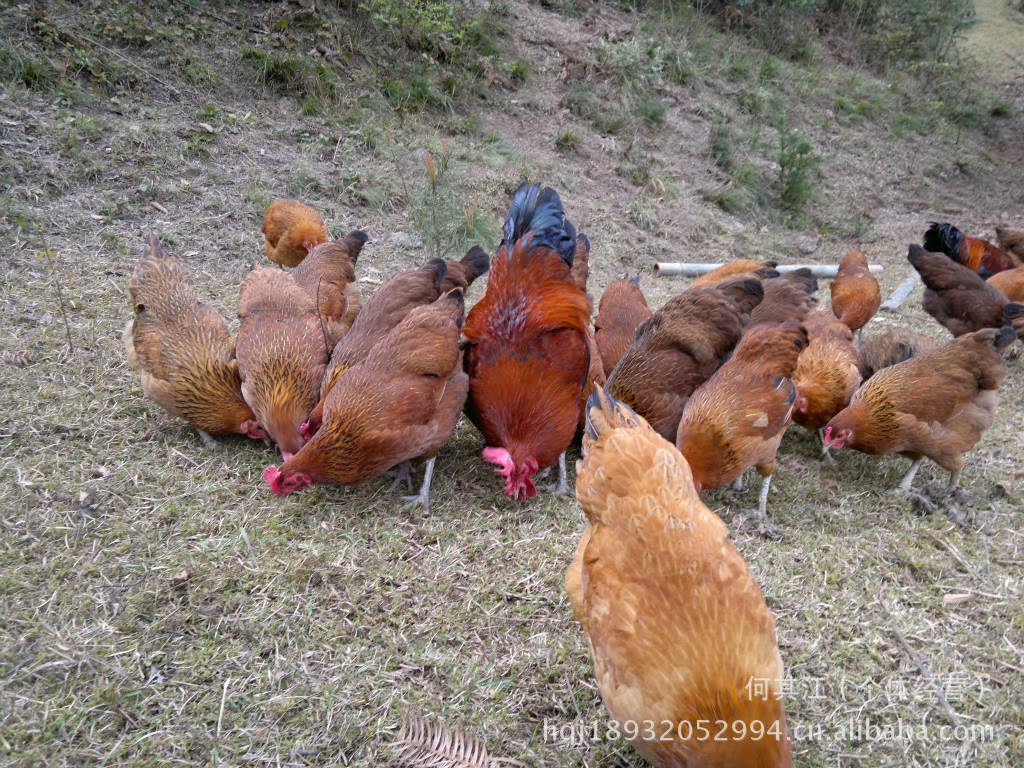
[890,458,938,511]
[197,430,218,450]
[753,473,782,540]
[400,458,435,514]
[543,452,570,495]
[385,461,414,493]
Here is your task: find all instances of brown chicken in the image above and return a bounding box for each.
[262,291,468,511]
[262,199,330,268]
[857,329,937,380]
[302,248,488,439]
[594,276,652,374]
[607,278,764,441]
[908,244,1023,338]
[567,387,792,768]
[676,322,807,535]
[792,307,862,439]
[923,222,1016,278]
[235,267,328,458]
[290,230,368,347]
[995,226,1024,260]
[986,265,1024,302]
[748,268,818,326]
[124,236,264,444]
[690,258,778,288]
[830,249,880,333]
[825,327,1014,498]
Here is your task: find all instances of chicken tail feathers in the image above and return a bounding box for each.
[459,245,491,283]
[924,222,961,257]
[585,386,645,442]
[502,183,576,264]
[994,325,1017,350]
[343,230,369,263]
[145,234,163,260]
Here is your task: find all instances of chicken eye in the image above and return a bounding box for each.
[135,303,146,313]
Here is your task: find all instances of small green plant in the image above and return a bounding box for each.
[555,131,580,155]
[629,195,657,231]
[409,144,498,261]
[241,48,336,110]
[776,121,820,214]
[637,98,667,125]
[709,120,734,172]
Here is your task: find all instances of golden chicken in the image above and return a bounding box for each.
[124,236,264,445]
[262,198,329,268]
[607,278,764,441]
[676,322,807,535]
[825,327,1014,497]
[690,258,777,288]
[830,249,880,333]
[857,328,937,381]
[986,265,1024,302]
[567,387,792,768]
[792,307,861,439]
[263,291,468,511]
[235,267,328,458]
[594,276,652,375]
[290,230,368,347]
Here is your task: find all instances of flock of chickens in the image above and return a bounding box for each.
[124,186,1024,766]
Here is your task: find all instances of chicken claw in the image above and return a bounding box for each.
[385,461,414,493]
[400,458,436,514]
[543,452,570,495]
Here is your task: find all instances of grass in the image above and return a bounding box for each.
[1,0,1023,766]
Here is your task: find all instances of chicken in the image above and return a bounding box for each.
[607,278,764,442]
[986,265,1024,302]
[235,267,328,458]
[676,322,807,535]
[857,329,937,381]
[463,183,597,500]
[290,230,368,347]
[830,249,880,333]
[262,290,468,511]
[923,222,1016,278]
[995,226,1024,260]
[824,327,1014,499]
[566,387,792,768]
[908,244,1022,338]
[302,247,488,438]
[124,236,264,445]
[792,307,861,440]
[594,276,652,374]
[262,199,330,268]
[748,268,818,326]
[690,258,778,288]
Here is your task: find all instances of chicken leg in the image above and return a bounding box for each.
[544,452,569,495]
[895,457,924,493]
[401,457,435,514]
[754,473,781,540]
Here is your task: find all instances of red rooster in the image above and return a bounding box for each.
[463,184,596,501]
[924,222,1017,278]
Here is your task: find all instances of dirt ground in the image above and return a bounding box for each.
[1,1,1023,766]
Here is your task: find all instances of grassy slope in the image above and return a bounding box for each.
[1,1,1023,766]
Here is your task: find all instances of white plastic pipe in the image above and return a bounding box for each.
[653,262,884,278]
[880,270,921,312]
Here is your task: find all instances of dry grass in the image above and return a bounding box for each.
[2,1,1023,767]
